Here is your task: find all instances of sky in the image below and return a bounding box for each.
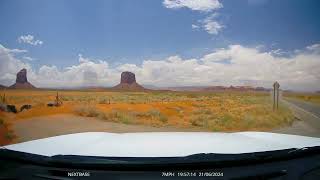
[0,0,320,91]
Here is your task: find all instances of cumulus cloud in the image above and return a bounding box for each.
[35,55,116,88]
[0,43,320,91]
[0,44,33,85]
[163,0,222,12]
[306,44,320,52]
[18,35,43,46]
[163,0,224,35]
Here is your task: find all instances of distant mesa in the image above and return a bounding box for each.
[163,85,270,92]
[112,71,146,91]
[9,68,36,89]
[0,84,7,89]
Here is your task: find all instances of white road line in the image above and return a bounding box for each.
[282,100,320,120]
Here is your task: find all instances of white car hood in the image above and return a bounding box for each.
[2,132,320,157]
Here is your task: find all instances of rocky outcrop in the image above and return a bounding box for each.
[9,69,36,89]
[20,104,32,112]
[120,71,136,84]
[16,69,28,83]
[112,71,146,91]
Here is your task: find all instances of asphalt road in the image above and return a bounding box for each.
[286,98,320,118]
[272,98,320,137]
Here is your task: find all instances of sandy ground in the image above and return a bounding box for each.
[11,114,205,143]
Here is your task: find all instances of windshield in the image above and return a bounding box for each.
[0,0,320,156]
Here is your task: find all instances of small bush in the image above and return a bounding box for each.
[5,131,15,140]
[136,109,168,123]
[159,114,168,123]
[190,116,206,127]
[74,105,102,117]
[0,118,4,126]
[99,98,110,104]
[106,110,136,124]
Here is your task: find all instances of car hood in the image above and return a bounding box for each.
[2,132,320,157]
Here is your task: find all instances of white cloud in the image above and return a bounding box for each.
[306,44,320,52]
[0,44,27,54]
[78,54,90,63]
[192,24,200,30]
[200,13,223,34]
[0,44,33,85]
[163,0,222,12]
[22,56,35,61]
[18,35,43,46]
[163,0,224,35]
[1,43,320,91]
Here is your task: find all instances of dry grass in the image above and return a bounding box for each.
[1,89,295,132]
[74,105,103,117]
[74,105,168,126]
[0,117,16,145]
[136,109,168,123]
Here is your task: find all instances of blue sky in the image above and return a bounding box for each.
[0,0,320,91]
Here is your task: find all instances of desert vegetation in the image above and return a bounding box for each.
[0,89,294,133]
[0,117,15,145]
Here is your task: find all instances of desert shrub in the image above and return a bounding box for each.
[136,109,168,123]
[74,104,138,124]
[186,94,198,98]
[190,108,215,128]
[216,113,233,127]
[106,110,137,124]
[172,106,184,118]
[193,108,212,115]
[159,115,168,123]
[5,131,15,140]
[99,97,110,104]
[74,105,102,117]
[190,115,207,127]
[238,102,294,129]
[192,103,206,108]
[0,118,4,126]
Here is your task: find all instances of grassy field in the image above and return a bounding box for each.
[0,89,294,137]
[0,115,15,145]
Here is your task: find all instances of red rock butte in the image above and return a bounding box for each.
[112,71,145,91]
[9,68,36,89]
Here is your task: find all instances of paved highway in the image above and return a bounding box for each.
[286,98,320,118]
[273,98,320,137]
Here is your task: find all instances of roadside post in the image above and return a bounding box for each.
[55,91,63,106]
[273,82,280,111]
[1,88,6,104]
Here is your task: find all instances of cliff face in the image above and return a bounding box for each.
[120,71,136,84]
[112,71,145,91]
[9,69,36,89]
